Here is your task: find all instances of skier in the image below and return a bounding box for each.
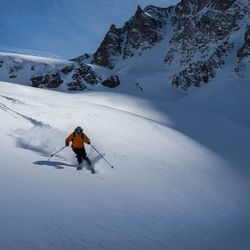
[65,126,93,172]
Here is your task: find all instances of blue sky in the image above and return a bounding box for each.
[0,0,179,59]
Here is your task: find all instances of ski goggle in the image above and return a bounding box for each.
[75,128,82,134]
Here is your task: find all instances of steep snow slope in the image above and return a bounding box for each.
[0,81,250,250]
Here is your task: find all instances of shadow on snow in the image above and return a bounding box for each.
[33,160,74,169]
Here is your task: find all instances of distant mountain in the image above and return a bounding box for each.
[0,53,120,90]
[74,0,249,91]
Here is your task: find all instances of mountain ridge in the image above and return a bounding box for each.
[75,0,249,90]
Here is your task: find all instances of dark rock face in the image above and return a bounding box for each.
[101,75,120,88]
[9,74,17,79]
[211,0,237,11]
[168,0,243,64]
[30,63,100,90]
[237,25,250,59]
[236,25,250,77]
[165,0,247,89]
[92,24,125,69]
[30,72,63,88]
[67,81,86,91]
[61,65,74,74]
[91,5,168,69]
[122,5,165,59]
[68,63,99,90]
[172,42,234,90]
[73,64,99,85]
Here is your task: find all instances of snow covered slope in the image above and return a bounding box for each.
[0,52,123,91]
[0,81,250,250]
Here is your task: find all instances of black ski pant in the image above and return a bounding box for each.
[72,147,91,165]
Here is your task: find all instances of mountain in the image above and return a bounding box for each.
[0,52,121,90]
[1,0,249,94]
[75,0,249,91]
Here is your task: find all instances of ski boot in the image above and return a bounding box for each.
[76,162,83,170]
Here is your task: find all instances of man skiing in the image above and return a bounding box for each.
[65,126,94,172]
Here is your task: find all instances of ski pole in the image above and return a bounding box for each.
[48,146,66,161]
[91,145,114,169]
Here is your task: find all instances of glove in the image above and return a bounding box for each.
[87,141,91,145]
[65,142,69,147]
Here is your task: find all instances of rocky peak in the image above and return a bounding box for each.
[91,5,167,68]
[122,5,165,59]
[91,24,124,69]
[134,5,143,16]
[79,0,249,91]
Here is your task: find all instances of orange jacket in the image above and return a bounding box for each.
[65,132,91,149]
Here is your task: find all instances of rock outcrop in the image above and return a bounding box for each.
[0,54,120,91]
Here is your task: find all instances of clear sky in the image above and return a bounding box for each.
[0,0,179,59]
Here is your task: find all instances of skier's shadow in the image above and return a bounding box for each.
[33,160,74,169]
[34,155,103,171]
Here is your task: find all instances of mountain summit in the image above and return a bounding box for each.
[75,0,249,90]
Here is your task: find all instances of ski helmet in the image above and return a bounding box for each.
[75,126,83,134]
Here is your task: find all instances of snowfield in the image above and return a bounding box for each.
[0,81,250,250]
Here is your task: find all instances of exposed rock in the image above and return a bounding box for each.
[0,54,119,91]
[91,5,167,69]
[236,25,250,77]
[61,64,74,74]
[9,74,17,79]
[211,0,237,11]
[122,5,165,59]
[30,71,63,88]
[91,24,125,69]
[237,25,250,59]
[67,82,86,91]
[64,64,99,90]
[101,75,120,88]
[72,64,98,85]
[172,42,234,90]
[165,0,246,89]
